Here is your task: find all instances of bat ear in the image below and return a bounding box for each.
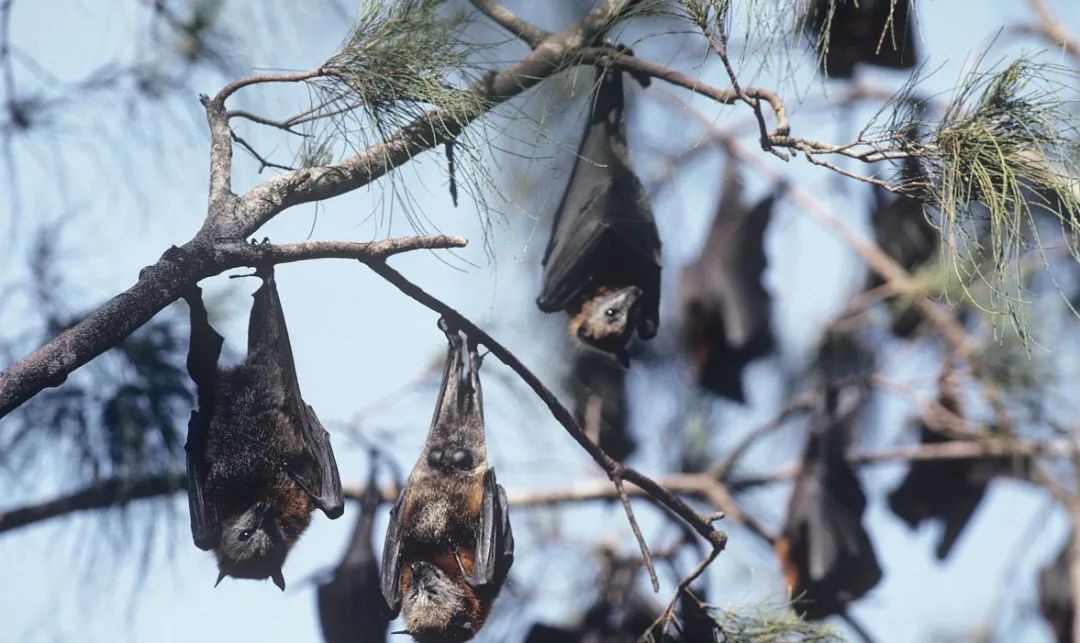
[214,570,227,588]
[271,568,286,592]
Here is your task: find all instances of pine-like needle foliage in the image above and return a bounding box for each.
[318,0,481,139]
[916,59,1080,327]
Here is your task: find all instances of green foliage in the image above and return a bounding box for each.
[320,0,482,137]
[917,58,1080,329]
[643,602,843,642]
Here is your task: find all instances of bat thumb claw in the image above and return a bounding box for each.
[214,570,227,588]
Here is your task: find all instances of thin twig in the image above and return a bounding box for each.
[363,258,728,589]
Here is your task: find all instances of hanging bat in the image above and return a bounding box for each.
[678,162,776,403]
[886,361,1019,560]
[523,548,661,643]
[866,156,939,337]
[537,64,660,367]
[804,0,917,79]
[569,351,635,462]
[380,319,514,642]
[183,263,343,590]
[1039,540,1073,643]
[316,460,391,643]
[775,333,881,620]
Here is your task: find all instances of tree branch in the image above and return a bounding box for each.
[468,0,550,48]
[0,235,466,418]
[363,258,728,588]
[1026,0,1080,63]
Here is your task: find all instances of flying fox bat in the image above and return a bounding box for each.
[537,64,660,367]
[183,263,343,590]
[523,549,663,643]
[316,461,391,643]
[887,361,1019,560]
[805,0,918,79]
[678,162,776,403]
[380,319,514,642]
[866,156,938,337]
[775,334,881,620]
[569,351,635,462]
[1039,540,1073,643]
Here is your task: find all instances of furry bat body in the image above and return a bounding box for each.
[805,0,917,78]
[381,320,514,642]
[679,163,775,402]
[317,466,390,643]
[776,334,881,619]
[776,400,882,619]
[887,362,1018,559]
[537,66,660,366]
[183,264,343,590]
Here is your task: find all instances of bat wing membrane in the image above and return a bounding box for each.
[380,492,406,617]
[182,286,224,551]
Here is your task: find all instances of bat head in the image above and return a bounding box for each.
[215,501,289,590]
[571,285,644,364]
[402,561,482,642]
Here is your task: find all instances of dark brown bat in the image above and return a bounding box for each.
[886,362,1020,560]
[537,64,660,367]
[805,0,918,79]
[1039,540,1073,643]
[678,162,776,403]
[380,319,514,642]
[775,335,881,620]
[522,549,663,643]
[183,263,343,590]
[316,462,390,643]
[569,351,635,462]
[866,157,938,337]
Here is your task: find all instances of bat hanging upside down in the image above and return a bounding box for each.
[316,457,391,643]
[183,262,344,590]
[537,62,660,367]
[381,318,514,642]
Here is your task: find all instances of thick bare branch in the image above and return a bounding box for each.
[0,235,466,417]
[468,0,550,48]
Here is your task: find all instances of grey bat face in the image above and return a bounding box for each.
[572,286,643,361]
[216,502,288,590]
[402,561,474,640]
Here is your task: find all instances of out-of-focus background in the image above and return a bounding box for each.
[1,1,1079,641]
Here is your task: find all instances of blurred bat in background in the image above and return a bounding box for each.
[537,63,660,367]
[804,0,918,79]
[380,319,514,642]
[522,548,667,643]
[568,350,635,462]
[1039,539,1073,643]
[775,332,881,620]
[183,262,343,590]
[678,162,776,403]
[317,457,391,643]
[866,155,939,338]
[887,359,1023,560]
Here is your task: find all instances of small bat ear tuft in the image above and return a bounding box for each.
[214,570,227,588]
[271,568,286,591]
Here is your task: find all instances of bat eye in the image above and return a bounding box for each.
[239,529,253,541]
[605,308,616,318]
[450,449,472,467]
[427,449,444,467]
